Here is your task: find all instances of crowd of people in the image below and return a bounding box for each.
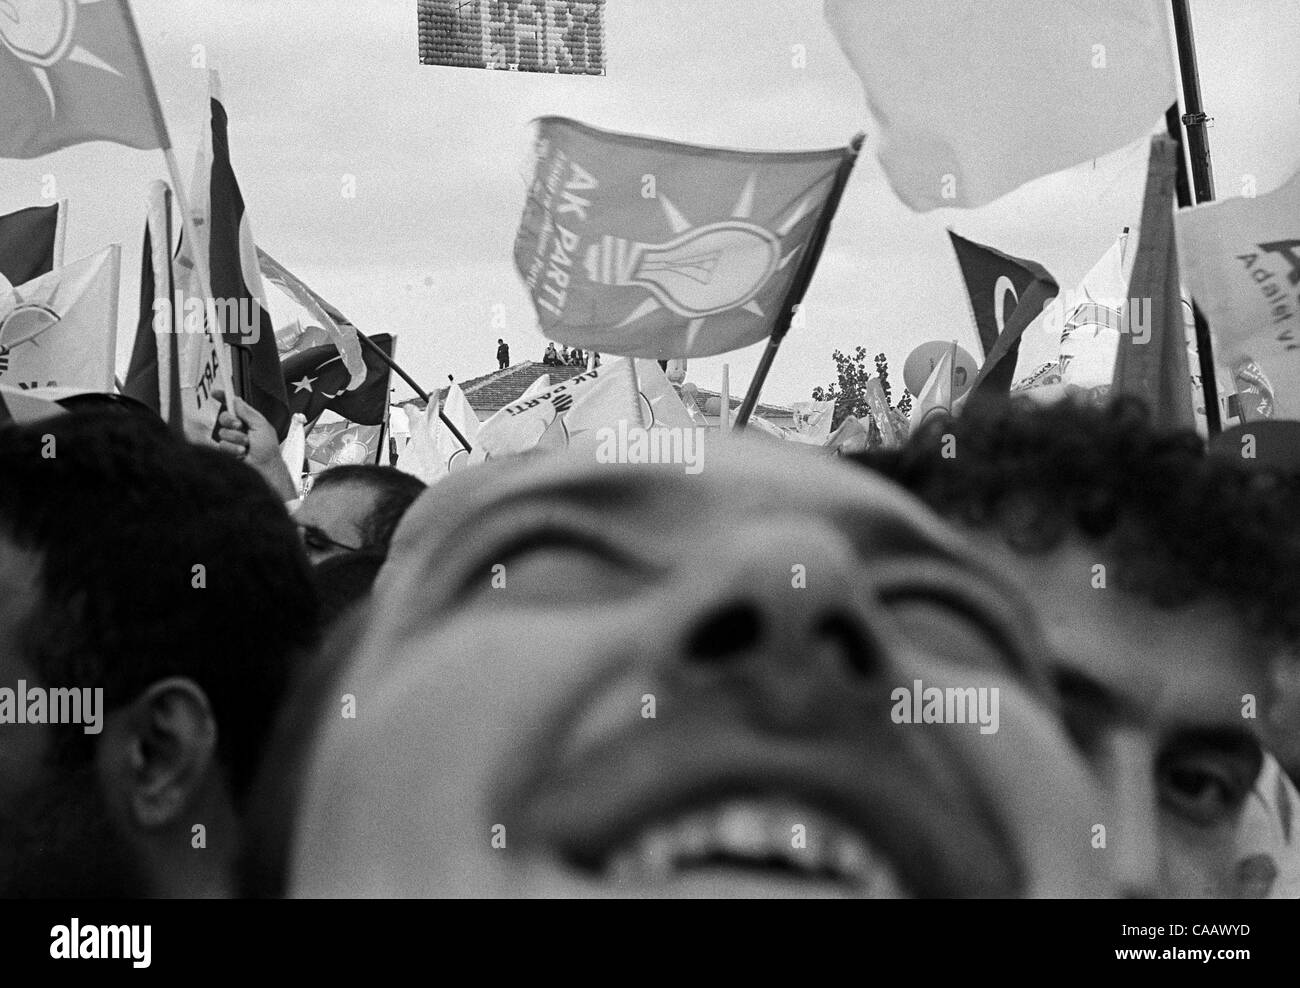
[1,386,1297,898]
[541,341,594,367]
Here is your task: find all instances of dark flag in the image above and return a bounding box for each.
[283,333,394,426]
[0,203,58,285]
[1111,136,1195,430]
[948,230,1057,399]
[207,94,290,438]
[123,183,184,436]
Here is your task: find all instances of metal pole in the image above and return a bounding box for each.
[355,331,471,452]
[734,133,865,430]
[1168,0,1222,434]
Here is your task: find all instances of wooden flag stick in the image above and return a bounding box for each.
[53,199,68,268]
[734,132,865,430]
[120,0,240,405]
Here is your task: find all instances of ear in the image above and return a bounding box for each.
[111,678,220,830]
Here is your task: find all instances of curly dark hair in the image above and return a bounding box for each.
[309,465,425,555]
[850,396,1300,648]
[0,411,321,802]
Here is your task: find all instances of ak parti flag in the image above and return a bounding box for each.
[824,0,1174,211]
[949,231,1058,398]
[307,419,384,468]
[515,117,851,359]
[0,203,59,285]
[0,0,168,158]
[0,244,119,391]
[1177,167,1300,419]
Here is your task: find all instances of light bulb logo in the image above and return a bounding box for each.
[586,222,779,318]
[582,171,824,352]
[0,0,75,66]
[1,0,129,118]
[0,302,60,377]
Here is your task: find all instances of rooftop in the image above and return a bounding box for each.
[407,361,795,419]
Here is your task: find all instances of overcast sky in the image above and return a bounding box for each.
[2,0,1297,406]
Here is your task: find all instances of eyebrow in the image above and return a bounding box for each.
[1052,666,1265,760]
[1052,665,1134,721]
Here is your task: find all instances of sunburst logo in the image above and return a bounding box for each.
[1,0,126,117]
[0,302,61,375]
[584,172,817,352]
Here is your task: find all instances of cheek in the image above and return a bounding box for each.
[1160,819,1239,896]
[0,721,52,807]
[296,613,641,894]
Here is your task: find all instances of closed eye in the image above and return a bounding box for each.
[879,584,1031,678]
[457,526,658,607]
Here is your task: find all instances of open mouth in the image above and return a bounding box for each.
[503,680,1021,898]
[578,795,910,897]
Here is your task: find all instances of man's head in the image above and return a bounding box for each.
[853,397,1300,896]
[295,465,425,564]
[0,412,320,897]
[291,437,1113,897]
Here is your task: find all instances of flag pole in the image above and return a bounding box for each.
[53,199,68,268]
[719,363,731,435]
[255,249,469,450]
[119,0,241,406]
[353,331,472,452]
[733,132,864,430]
[1168,0,1222,434]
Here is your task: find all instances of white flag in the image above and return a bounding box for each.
[824,0,1175,210]
[789,399,836,443]
[914,343,956,426]
[0,245,119,392]
[281,412,308,480]
[173,98,230,445]
[633,359,697,431]
[398,384,482,484]
[1054,231,1131,393]
[1177,168,1300,418]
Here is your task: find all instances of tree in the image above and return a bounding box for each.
[812,348,912,434]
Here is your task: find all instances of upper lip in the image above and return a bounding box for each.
[499,699,1023,897]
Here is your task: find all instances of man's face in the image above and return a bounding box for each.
[985,538,1269,897]
[292,440,1112,897]
[296,480,377,563]
[0,534,144,897]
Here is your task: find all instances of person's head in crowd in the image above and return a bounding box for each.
[289,437,1115,897]
[294,465,425,564]
[852,396,1300,897]
[0,412,320,897]
[312,550,388,622]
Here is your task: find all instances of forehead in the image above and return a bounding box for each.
[983,537,1269,726]
[387,440,975,574]
[299,479,378,526]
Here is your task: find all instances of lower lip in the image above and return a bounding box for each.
[607,866,871,899]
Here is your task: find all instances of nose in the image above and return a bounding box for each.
[1104,727,1164,897]
[667,519,887,727]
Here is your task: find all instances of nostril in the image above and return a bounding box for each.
[814,614,882,679]
[685,602,763,662]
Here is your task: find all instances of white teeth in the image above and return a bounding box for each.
[635,827,676,880]
[601,798,908,896]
